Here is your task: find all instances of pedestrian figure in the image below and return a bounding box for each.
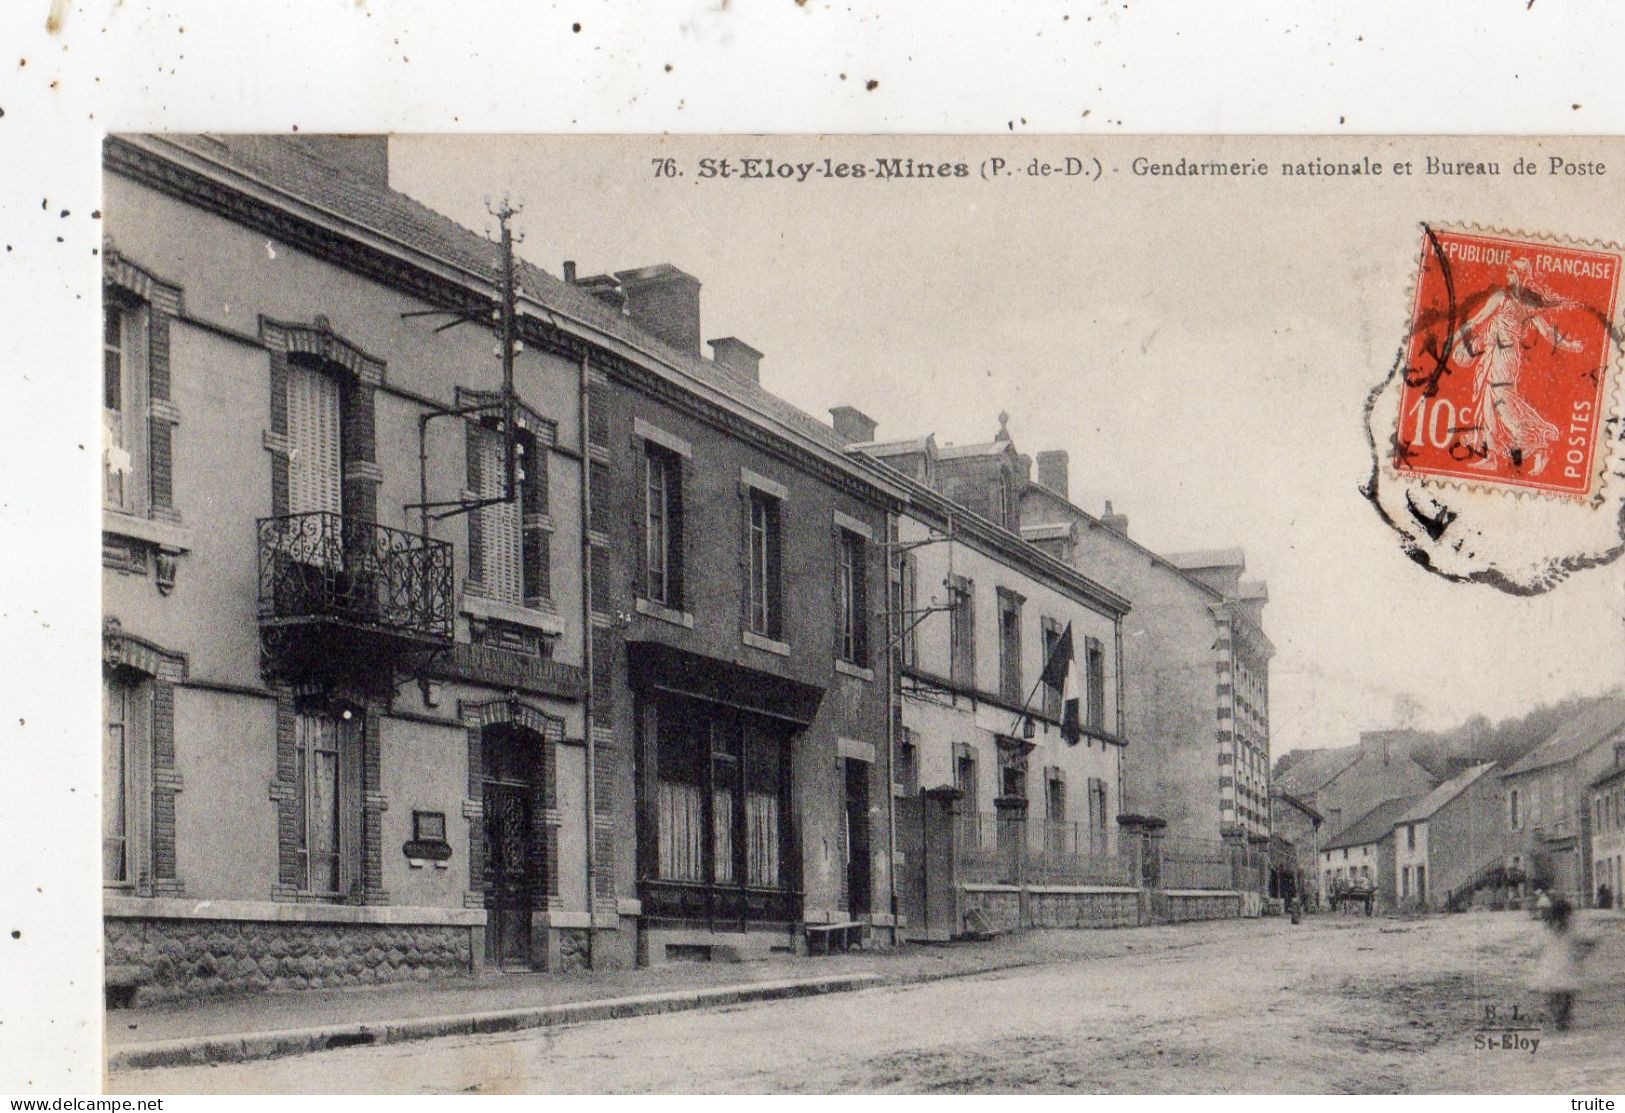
[1534,886,1553,921]
[1528,898,1598,1032]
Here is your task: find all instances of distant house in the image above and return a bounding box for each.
[1270,788,1323,905]
[1590,759,1625,908]
[1504,698,1625,907]
[1391,763,1502,912]
[1319,796,1419,911]
[1275,732,1439,837]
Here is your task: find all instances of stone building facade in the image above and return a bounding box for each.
[840,418,1131,937]
[101,135,598,1001]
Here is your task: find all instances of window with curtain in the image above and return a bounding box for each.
[997,590,1022,704]
[1085,636,1107,732]
[653,702,789,890]
[949,576,975,690]
[103,303,146,512]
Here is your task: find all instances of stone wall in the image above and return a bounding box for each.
[1165,892,1242,922]
[105,917,474,1005]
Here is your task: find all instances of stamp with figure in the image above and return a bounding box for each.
[1394,228,1622,499]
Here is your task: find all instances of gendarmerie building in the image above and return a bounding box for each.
[100,134,917,1001]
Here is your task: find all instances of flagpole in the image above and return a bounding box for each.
[1008,622,1072,739]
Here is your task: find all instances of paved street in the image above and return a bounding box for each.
[112,911,1625,1094]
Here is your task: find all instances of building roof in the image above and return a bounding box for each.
[1269,787,1324,824]
[1394,763,1497,824]
[1274,746,1363,797]
[1593,761,1625,790]
[937,440,1014,460]
[1323,796,1421,852]
[1503,697,1625,777]
[115,134,911,502]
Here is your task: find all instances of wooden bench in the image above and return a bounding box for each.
[805,920,867,955]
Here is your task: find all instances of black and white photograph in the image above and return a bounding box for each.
[6,4,1625,1105]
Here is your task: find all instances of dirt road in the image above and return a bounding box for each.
[111,910,1625,1094]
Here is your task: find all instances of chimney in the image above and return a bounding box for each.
[830,406,879,445]
[288,135,390,189]
[562,260,578,285]
[1101,499,1129,536]
[615,265,702,355]
[709,337,763,383]
[1036,450,1070,498]
[573,273,627,312]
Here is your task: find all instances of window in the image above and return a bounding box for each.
[644,444,684,607]
[894,726,919,796]
[1084,636,1107,732]
[836,528,867,664]
[287,359,343,516]
[949,576,975,689]
[469,423,548,604]
[955,750,978,813]
[103,672,147,886]
[103,302,147,512]
[996,590,1023,704]
[1509,788,1521,830]
[293,708,361,894]
[1406,824,1416,851]
[1401,865,1411,897]
[1046,774,1066,822]
[654,701,790,889]
[892,553,918,668]
[1087,777,1109,851]
[1040,619,1064,720]
[1001,757,1026,801]
[747,490,784,638]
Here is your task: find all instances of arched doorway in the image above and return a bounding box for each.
[481,722,547,968]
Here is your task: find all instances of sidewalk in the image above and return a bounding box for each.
[107,918,1290,1070]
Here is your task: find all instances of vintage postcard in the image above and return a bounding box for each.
[58,133,1622,1097]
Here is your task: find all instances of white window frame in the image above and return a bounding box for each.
[103,301,148,514]
[103,671,149,889]
[293,708,361,897]
[645,446,674,606]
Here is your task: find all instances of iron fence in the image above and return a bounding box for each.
[257,512,454,642]
[953,812,1134,887]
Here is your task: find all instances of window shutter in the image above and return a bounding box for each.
[832,527,844,660]
[765,499,783,638]
[466,423,484,586]
[523,528,550,603]
[852,535,868,665]
[670,456,688,609]
[286,362,342,516]
[522,437,550,602]
[473,426,521,603]
[634,448,649,601]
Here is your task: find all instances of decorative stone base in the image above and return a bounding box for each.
[105,917,475,1005]
[962,885,1144,932]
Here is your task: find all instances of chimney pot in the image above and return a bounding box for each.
[708,337,764,383]
[830,406,879,445]
[1036,449,1070,499]
[563,260,578,284]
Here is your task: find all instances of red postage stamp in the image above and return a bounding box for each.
[1394,228,1622,498]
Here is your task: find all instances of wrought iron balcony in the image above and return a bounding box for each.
[257,513,454,669]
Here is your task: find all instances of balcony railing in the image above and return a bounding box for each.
[257,512,454,645]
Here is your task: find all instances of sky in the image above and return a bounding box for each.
[392,135,1625,756]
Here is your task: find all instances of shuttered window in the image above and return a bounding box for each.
[103,673,146,886]
[287,361,343,516]
[471,424,522,602]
